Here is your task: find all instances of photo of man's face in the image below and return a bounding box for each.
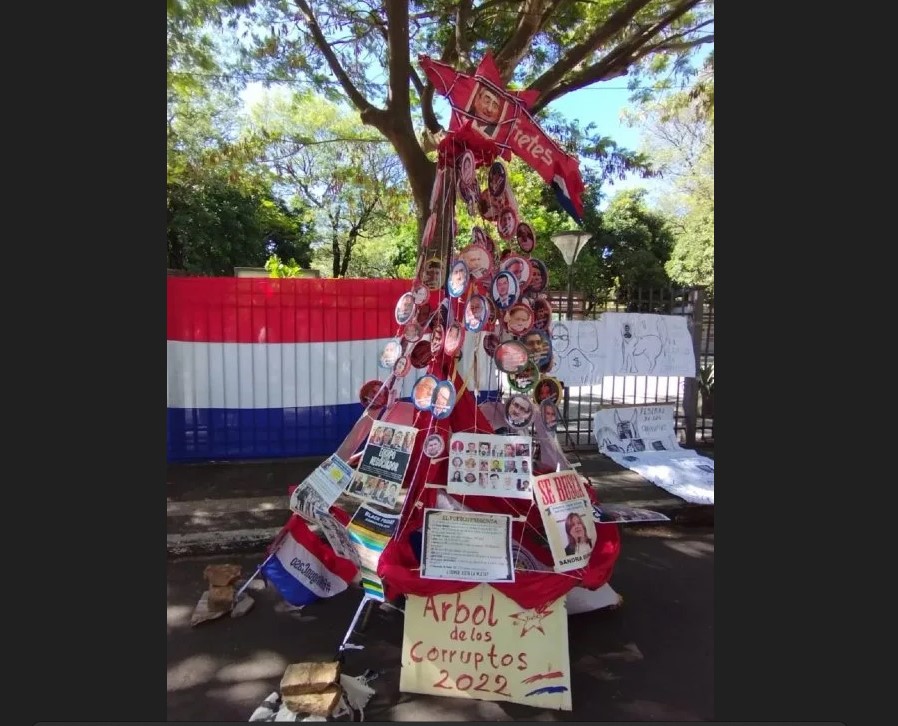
[506,395,533,427]
[470,85,502,125]
[395,294,415,323]
[433,384,453,416]
[465,295,486,329]
[449,262,467,295]
[424,434,443,457]
[414,376,437,408]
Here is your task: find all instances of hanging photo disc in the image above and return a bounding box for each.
[503,302,535,337]
[444,321,465,356]
[528,258,549,293]
[540,399,560,432]
[379,340,403,369]
[483,332,502,357]
[516,221,536,253]
[412,374,440,411]
[533,376,563,405]
[464,294,489,332]
[423,432,446,458]
[508,361,539,393]
[409,339,433,369]
[446,259,469,298]
[412,284,429,304]
[394,293,416,325]
[494,340,530,374]
[431,380,457,420]
[403,320,423,343]
[393,354,412,379]
[504,394,535,429]
[359,380,388,408]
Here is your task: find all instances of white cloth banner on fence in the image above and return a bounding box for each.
[548,313,696,386]
[593,404,714,505]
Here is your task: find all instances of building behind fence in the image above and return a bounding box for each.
[167,278,713,462]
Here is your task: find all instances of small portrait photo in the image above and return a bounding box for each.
[451,470,463,482]
[497,207,518,240]
[464,294,489,332]
[490,458,503,472]
[515,443,529,457]
[489,472,501,489]
[483,333,502,357]
[359,379,388,408]
[465,82,508,140]
[488,161,507,198]
[403,320,423,343]
[423,257,444,290]
[424,433,445,458]
[504,459,517,473]
[528,259,548,293]
[479,473,488,487]
[504,303,535,336]
[500,256,531,288]
[393,354,412,378]
[402,430,416,452]
[444,322,465,356]
[431,380,456,419]
[494,340,531,374]
[516,222,536,253]
[380,427,396,448]
[409,339,433,369]
[478,441,491,456]
[459,245,493,280]
[415,301,432,327]
[430,324,445,355]
[561,512,594,558]
[369,426,384,447]
[395,293,416,325]
[491,271,519,310]
[451,455,464,469]
[457,149,476,186]
[379,340,403,369]
[451,439,464,453]
[505,394,535,429]
[532,297,553,331]
[464,472,477,484]
[508,361,538,393]
[466,441,477,455]
[471,226,495,253]
[534,376,563,405]
[540,399,560,431]
[479,459,489,472]
[521,329,553,372]
[465,457,477,470]
[516,477,530,492]
[412,284,429,305]
[413,374,439,411]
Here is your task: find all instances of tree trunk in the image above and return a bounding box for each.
[331,229,341,278]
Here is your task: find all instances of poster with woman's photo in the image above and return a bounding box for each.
[344,422,418,508]
[533,470,597,572]
[446,432,533,499]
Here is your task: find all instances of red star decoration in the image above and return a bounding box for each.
[509,603,555,637]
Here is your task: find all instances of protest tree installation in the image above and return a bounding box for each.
[272,52,622,713]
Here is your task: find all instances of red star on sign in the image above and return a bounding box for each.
[509,603,555,637]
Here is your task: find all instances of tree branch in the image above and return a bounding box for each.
[532,0,704,112]
[494,0,567,83]
[292,0,380,117]
[529,0,654,97]
[455,0,475,70]
[385,0,411,116]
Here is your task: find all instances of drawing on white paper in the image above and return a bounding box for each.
[550,321,598,383]
[614,408,639,439]
[620,316,669,374]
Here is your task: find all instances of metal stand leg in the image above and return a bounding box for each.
[338,594,373,656]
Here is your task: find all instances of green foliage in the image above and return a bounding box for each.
[698,362,714,397]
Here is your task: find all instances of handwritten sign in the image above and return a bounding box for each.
[593,404,679,454]
[400,584,571,710]
[421,510,514,583]
[533,470,597,572]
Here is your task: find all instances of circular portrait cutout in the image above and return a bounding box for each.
[409,339,433,369]
[457,150,476,186]
[488,161,507,198]
[534,376,562,405]
[403,320,423,343]
[508,360,539,394]
[422,257,443,290]
[516,222,536,253]
[491,271,519,310]
[459,244,493,280]
[431,380,457,419]
[472,225,495,254]
[423,433,445,459]
[483,332,502,357]
[500,255,531,288]
[394,293,416,325]
[503,303,535,336]
[478,189,502,221]
[444,322,465,356]
[379,340,402,369]
[494,340,530,374]
[415,301,432,328]
[540,399,560,432]
[505,394,535,429]
[497,206,518,240]
[412,284,429,305]
[412,374,440,411]
[528,258,549,293]
[447,259,469,298]
[521,329,553,372]
[464,294,488,332]
[393,354,412,378]
[532,297,553,331]
[359,380,388,408]
[430,323,445,355]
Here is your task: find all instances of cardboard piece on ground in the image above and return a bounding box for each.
[190,591,229,627]
[204,564,243,587]
[282,686,343,716]
[281,662,341,696]
[208,585,236,612]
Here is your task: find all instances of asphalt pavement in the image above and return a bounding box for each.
[167,524,714,722]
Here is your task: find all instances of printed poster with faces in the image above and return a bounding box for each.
[533,470,597,573]
[345,422,418,509]
[446,433,533,500]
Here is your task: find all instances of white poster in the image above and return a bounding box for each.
[447,433,533,499]
[420,509,514,583]
[533,470,597,573]
[549,313,696,386]
[593,404,714,505]
[290,454,353,515]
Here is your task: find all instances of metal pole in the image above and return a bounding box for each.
[566,262,574,321]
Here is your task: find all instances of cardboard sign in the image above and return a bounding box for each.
[533,470,597,572]
[400,584,571,710]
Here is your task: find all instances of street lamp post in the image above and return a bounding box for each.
[551,230,592,321]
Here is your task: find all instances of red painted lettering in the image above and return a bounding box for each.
[410,640,424,662]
